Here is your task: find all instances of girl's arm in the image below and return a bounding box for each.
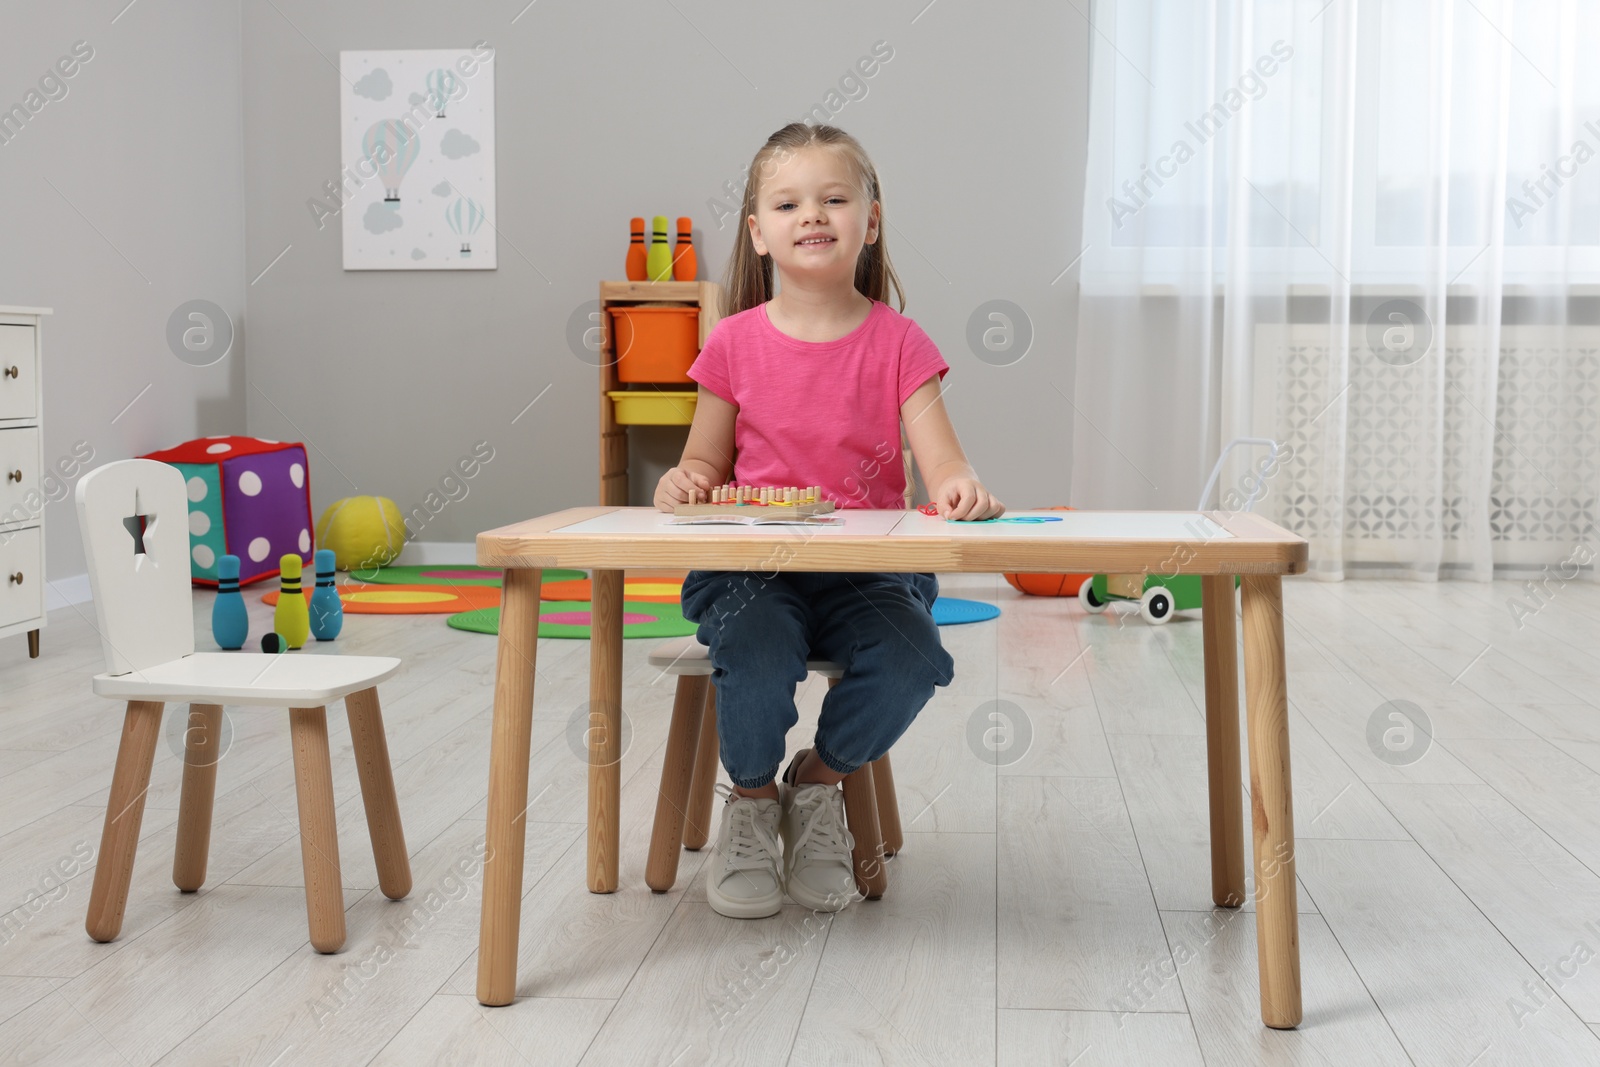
[901,375,1005,521]
[655,385,738,511]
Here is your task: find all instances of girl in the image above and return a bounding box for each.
[655,122,1004,920]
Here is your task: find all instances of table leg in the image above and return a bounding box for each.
[588,568,624,893]
[1240,575,1302,1029]
[1201,576,1246,908]
[476,568,543,1006]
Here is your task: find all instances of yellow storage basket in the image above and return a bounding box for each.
[608,390,698,426]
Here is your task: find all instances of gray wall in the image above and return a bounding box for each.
[243,0,1089,541]
[0,4,246,586]
[7,0,1089,593]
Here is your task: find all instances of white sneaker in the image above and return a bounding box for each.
[705,783,783,919]
[778,752,859,912]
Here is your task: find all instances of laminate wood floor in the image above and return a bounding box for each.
[3,573,1600,1066]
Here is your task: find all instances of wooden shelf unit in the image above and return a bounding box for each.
[598,280,722,506]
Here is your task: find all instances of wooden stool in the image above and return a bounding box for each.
[75,459,412,953]
[644,635,902,899]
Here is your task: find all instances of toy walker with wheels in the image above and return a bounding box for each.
[1080,437,1280,624]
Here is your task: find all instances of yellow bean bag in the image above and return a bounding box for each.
[315,496,406,571]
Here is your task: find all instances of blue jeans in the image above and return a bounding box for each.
[679,570,955,789]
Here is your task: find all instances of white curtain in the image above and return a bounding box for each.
[1072,0,1600,582]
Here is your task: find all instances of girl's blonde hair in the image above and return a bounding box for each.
[720,122,907,319]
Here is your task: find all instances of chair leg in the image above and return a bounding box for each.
[86,701,164,943]
[828,675,888,899]
[841,763,888,900]
[289,706,346,953]
[871,753,903,857]
[173,703,224,892]
[345,687,412,901]
[682,686,719,851]
[647,675,709,891]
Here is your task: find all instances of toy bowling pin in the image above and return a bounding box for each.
[211,554,248,650]
[646,215,673,281]
[625,217,647,281]
[672,216,696,280]
[273,554,311,650]
[309,548,343,641]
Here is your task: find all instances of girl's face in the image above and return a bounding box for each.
[746,146,879,283]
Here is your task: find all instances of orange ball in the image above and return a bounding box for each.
[1002,507,1091,597]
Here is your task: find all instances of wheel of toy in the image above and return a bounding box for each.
[1079,579,1107,614]
[1140,586,1174,624]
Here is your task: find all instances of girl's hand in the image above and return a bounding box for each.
[934,478,1004,521]
[655,466,713,513]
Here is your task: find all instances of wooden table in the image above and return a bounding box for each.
[472,506,1309,1027]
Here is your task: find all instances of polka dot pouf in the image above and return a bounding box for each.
[138,436,314,587]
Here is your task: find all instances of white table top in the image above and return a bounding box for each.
[554,509,1233,541]
[478,507,1303,576]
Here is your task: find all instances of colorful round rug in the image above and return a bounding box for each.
[931,596,1000,625]
[348,564,585,587]
[539,577,683,603]
[447,599,700,639]
[263,583,502,614]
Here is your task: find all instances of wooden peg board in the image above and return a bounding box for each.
[674,484,837,517]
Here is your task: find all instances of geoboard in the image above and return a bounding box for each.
[674,483,836,518]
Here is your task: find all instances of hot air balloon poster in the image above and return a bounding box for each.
[339,48,497,270]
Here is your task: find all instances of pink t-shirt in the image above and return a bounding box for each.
[687,299,949,510]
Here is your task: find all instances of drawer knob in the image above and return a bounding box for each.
[8,572,21,585]
[2,366,16,379]
[6,470,19,483]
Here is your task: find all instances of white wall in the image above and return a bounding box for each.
[0,3,247,590]
[4,0,1090,603]
[242,0,1091,538]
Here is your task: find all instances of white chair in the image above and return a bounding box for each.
[645,436,917,896]
[75,459,411,952]
[644,635,902,899]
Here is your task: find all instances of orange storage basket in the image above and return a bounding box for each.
[610,306,701,383]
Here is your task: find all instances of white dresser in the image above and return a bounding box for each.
[0,306,51,659]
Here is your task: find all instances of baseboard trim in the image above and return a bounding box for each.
[45,572,92,610]
[393,541,479,566]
